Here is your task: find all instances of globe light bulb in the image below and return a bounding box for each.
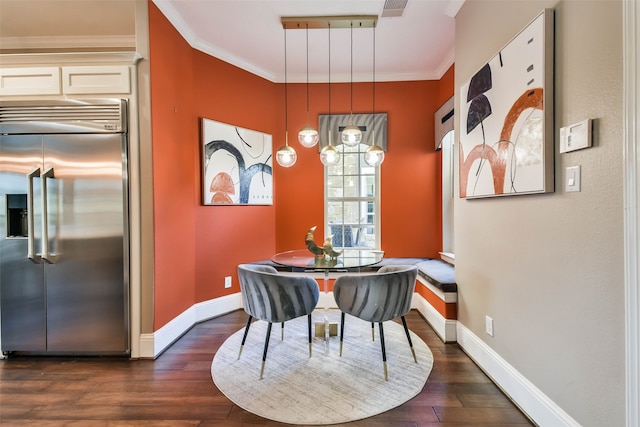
[276,145,297,167]
[364,145,385,167]
[298,126,319,148]
[320,144,340,165]
[341,125,362,146]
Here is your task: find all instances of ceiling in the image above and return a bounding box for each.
[152,0,463,83]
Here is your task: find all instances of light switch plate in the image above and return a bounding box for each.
[566,165,581,192]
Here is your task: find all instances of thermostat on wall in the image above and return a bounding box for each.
[559,119,592,153]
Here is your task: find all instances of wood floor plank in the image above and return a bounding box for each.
[0,309,533,426]
[433,406,533,424]
[457,393,523,408]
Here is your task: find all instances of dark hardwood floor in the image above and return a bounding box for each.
[0,309,533,426]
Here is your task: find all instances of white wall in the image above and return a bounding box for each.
[455,1,625,426]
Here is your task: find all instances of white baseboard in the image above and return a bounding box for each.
[194,292,244,321]
[139,291,454,358]
[456,322,580,427]
[138,292,243,358]
[412,293,457,343]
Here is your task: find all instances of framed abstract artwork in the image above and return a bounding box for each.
[201,118,273,205]
[459,9,554,199]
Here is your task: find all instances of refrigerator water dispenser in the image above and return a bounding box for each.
[6,194,27,237]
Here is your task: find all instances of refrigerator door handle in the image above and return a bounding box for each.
[27,168,42,263]
[41,167,58,264]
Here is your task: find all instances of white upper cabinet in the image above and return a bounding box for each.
[0,67,61,96]
[0,65,131,96]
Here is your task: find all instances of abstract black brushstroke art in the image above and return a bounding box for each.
[201,118,273,205]
[459,9,554,199]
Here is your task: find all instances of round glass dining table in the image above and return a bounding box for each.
[271,249,384,271]
[271,249,384,352]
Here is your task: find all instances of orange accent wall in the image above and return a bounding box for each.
[149,1,454,330]
[191,50,278,304]
[149,4,277,328]
[149,3,196,329]
[276,74,455,257]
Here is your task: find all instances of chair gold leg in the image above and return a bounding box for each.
[237,344,244,360]
[401,315,417,363]
[238,315,253,360]
[339,340,343,357]
[379,322,388,381]
[281,322,284,340]
[260,322,272,380]
[371,322,375,341]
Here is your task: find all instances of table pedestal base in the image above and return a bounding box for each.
[315,322,338,338]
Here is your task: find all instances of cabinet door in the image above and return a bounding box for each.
[0,134,46,352]
[62,65,130,94]
[0,67,61,96]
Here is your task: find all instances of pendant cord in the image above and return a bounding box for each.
[328,23,333,147]
[284,28,289,145]
[328,23,331,116]
[373,25,376,115]
[350,22,354,116]
[372,25,376,145]
[305,24,310,122]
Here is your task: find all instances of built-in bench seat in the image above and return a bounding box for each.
[415,259,457,292]
[413,258,457,343]
[249,256,457,343]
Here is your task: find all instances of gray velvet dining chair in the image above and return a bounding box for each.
[333,264,419,381]
[236,263,320,379]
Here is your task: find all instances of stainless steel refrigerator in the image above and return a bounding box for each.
[0,99,129,356]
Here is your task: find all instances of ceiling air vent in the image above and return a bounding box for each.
[381,0,408,17]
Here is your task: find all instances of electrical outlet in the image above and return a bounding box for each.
[224,276,232,288]
[485,315,494,337]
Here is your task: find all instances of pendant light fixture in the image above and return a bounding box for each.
[341,21,363,147]
[276,27,297,167]
[320,22,340,166]
[364,24,385,167]
[298,24,320,148]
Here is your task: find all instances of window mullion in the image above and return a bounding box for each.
[325,142,380,250]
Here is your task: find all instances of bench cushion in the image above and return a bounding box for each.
[415,259,457,292]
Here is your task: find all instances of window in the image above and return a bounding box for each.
[441,130,455,254]
[325,143,381,250]
[435,96,455,261]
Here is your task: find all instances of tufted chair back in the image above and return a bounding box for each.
[333,264,419,381]
[333,265,418,323]
[237,264,319,323]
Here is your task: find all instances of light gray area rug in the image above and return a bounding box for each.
[211,309,433,425]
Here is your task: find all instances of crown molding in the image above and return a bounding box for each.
[0,35,135,51]
[0,51,142,66]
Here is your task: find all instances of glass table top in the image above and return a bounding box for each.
[271,249,384,270]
